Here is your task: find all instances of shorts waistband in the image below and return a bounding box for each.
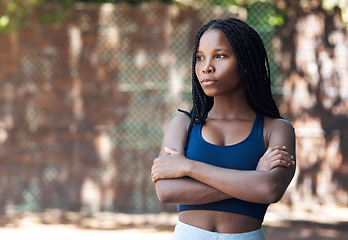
[172,220,266,240]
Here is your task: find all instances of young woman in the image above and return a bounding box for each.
[151,18,296,240]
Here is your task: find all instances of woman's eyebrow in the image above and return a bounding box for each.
[196,48,233,53]
[215,47,233,52]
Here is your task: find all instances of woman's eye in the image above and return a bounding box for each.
[216,54,224,59]
[196,55,203,61]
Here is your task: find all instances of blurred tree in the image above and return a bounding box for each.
[272,0,348,207]
[1,0,347,34]
[0,0,73,33]
[0,0,173,33]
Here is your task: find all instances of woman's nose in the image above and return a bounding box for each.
[202,64,215,74]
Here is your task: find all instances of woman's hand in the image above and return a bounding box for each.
[151,147,190,183]
[256,146,295,171]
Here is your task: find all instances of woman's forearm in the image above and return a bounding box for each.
[156,177,232,204]
[185,159,293,204]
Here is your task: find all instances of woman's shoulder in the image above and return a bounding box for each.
[167,112,191,131]
[263,116,295,137]
[161,113,192,153]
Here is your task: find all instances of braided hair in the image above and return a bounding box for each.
[179,17,281,149]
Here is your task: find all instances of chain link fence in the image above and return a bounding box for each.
[0,1,290,216]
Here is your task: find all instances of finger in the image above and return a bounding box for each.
[164,146,179,155]
[268,145,286,151]
[272,156,295,167]
[276,159,291,167]
[151,167,156,176]
[264,146,284,158]
[272,146,294,159]
[269,155,292,167]
[272,151,295,165]
[280,154,295,165]
[151,161,160,173]
[151,172,160,181]
[151,159,160,171]
[151,164,158,173]
[268,160,291,170]
[152,173,157,183]
[152,172,160,183]
[153,157,160,164]
[268,148,293,160]
[263,147,273,156]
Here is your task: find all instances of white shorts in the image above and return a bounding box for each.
[172,220,266,240]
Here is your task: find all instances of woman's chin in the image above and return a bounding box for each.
[201,88,215,96]
[203,90,218,97]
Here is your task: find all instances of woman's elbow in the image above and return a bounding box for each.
[260,169,295,204]
[262,182,285,204]
[157,190,172,203]
[156,180,176,203]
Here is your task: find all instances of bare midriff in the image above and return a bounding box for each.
[178,210,262,233]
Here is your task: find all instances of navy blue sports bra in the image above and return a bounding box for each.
[178,113,269,221]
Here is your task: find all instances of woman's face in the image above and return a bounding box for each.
[195,29,243,98]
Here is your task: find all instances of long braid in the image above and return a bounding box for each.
[179,22,215,148]
[220,18,280,118]
[180,18,281,150]
[223,21,271,115]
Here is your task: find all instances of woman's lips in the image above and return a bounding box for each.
[201,79,217,86]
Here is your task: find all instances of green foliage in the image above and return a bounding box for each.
[0,0,44,33]
[74,0,173,3]
[0,0,73,33]
[0,0,173,34]
[38,0,74,25]
[3,0,346,34]
[247,1,284,27]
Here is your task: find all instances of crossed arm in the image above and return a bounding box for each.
[151,114,296,205]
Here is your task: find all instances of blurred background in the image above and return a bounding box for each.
[0,0,348,239]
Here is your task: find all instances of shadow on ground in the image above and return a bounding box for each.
[264,220,348,240]
[0,211,348,239]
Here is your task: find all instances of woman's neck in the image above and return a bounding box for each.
[208,94,255,120]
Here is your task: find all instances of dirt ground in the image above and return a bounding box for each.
[263,204,348,240]
[0,204,347,240]
[1,221,348,240]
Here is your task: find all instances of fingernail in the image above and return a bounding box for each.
[282,146,286,148]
